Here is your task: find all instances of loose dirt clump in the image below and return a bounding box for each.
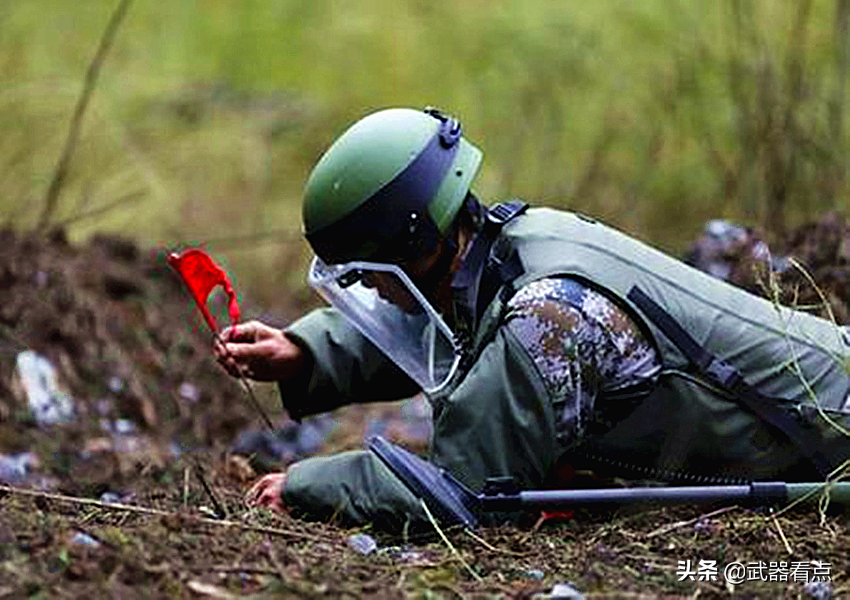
[687,211,850,324]
[778,211,850,324]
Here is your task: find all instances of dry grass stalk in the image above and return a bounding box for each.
[0,483,331,543]
[419,499,483,583]
[37,0,134,231]
[646,506,739,539]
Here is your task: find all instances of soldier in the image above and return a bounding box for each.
[214,107,850,529]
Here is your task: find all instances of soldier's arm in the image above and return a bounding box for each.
[281,308,421,419]
[273,326,556,529]
[281,450,427,531]
[215,309,420,420]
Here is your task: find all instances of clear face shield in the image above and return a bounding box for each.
[308,257,460,394]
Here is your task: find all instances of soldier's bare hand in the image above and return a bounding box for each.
[212,320,305,382]
[246,472,288,513]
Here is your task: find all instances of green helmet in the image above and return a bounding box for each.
[302,107,483,264]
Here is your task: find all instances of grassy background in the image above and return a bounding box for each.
[1,0,848,309]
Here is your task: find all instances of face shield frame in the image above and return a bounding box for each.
[308,256,461,394]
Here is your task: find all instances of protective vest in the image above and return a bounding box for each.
[439,206,850,483]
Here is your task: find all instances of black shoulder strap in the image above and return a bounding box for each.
[451,201,528,347]
[627,285,835,477]
[486,200,528,228]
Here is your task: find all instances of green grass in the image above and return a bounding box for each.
[1,0,848,304]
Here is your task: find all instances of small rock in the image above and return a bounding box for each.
[347,533,377,555]
[231,415,335,468]
[692,518,713,535]
[99,491,124,504]
[70,532,101,548]
[99,419,136,435]
[524,569,545,580]
[179,382,200,402]
[232,430,292,466]
[113,419,135,435]
[0,452,37,483]
[379,545,432,564]
[533,582,585,600]
[16,351,74,425]
[685,220,781,283]
[804,580,832,600]
[398,548,428,564]
[107,376,124,394]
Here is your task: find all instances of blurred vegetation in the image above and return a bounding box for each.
[1,0,849,309]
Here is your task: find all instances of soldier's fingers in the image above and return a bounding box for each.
[246,473,287,510]
[222,322,254,343]
[246,473,277,505]
[246,480,266,505]
[223,338,278,366]
[212,347,241,374]
[211,337,229,360]
[255,483,285,511]
[256,488,274,507]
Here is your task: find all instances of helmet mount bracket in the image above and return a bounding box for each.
[424,107,462,148]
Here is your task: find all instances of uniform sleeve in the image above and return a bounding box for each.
[279,308,421,420]
[503,277,661,448]
[282,450,427,531]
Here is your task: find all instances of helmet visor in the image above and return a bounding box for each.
[308,257,460,393]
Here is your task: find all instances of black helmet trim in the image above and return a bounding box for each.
[306,118,461,265]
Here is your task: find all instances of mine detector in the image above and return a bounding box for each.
[368,435,850,529]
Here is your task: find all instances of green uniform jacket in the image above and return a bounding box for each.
[281,208,850,528]
[281,301,558,529]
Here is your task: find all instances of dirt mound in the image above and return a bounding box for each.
[686,211,850,324]
[780,211,850,323]
[0,229,259,491]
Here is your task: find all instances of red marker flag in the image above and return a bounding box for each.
[167,248,240,333]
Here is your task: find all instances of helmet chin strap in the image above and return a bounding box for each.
[450,200,530,356]
[404,198,527,357]
[406,232,459,316]
[410,194,485,324]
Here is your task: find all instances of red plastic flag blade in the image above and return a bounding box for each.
[167,248,240,333]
